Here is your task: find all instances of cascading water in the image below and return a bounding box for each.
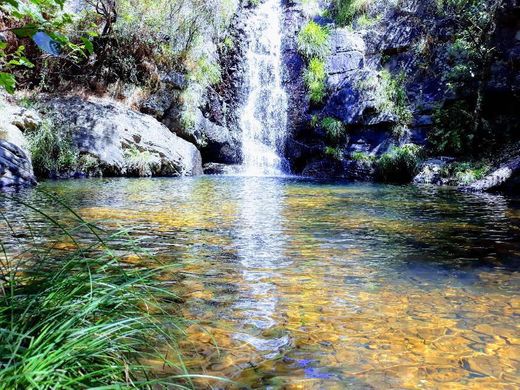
[239,0,289,176]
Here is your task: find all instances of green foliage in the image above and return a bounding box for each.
[124,147,159,177]
[0,197,197,388]
[376,144,423,183]
[310,114,320,127]
[304,57,326,104]
[321,116,345,141]
[0,0,94,93]
[188,55,222,86]
[78,154,101,176]
[377,70,413,126]
[356,13,378,27]
[27,119,79,178]
[436,161,491,185]
[451,162,490,185]
[324,146,343,161]
[331,0,372,26]
[297,21,330,59]
[0,43,34,93]
[429,101,474,156]
[351,150,375,163]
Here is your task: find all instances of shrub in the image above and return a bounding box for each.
[321,116,345,141]
[27,119,79,178]
[376,143,423,183]
[78,154,101,177]
[304,57,326,104]
[297,21,330,59]
[376,70,413,126]
[429,101,474,156]
[439,161,491,185]
[352,151,375,163]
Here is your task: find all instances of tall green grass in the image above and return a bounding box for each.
[0,192,221,389]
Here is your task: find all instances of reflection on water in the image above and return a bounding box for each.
[2,176,519,389]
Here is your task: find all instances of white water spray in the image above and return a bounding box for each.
[239,0,289,176]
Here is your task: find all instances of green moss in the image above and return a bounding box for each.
[352,151,375,163]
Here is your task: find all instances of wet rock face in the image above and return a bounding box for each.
[44,97,203,177]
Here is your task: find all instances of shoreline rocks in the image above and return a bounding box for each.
[0,97,39,188]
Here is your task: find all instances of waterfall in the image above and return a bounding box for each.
[239,0,288,176]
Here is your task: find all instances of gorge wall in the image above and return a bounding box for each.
[1,0,519,190]
[281,0,520,187]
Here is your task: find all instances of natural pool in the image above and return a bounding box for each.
[3,176,520,389]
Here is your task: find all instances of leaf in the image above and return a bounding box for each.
[0,72,16,94]
[12,24,39,38]
[8,57,34,68]
[81,37,94,55]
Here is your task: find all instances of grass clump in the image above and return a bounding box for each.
[0,193,205,389]
[304,57,327,104]
[376,143,423,183]
[124,147,160,177]
[297,21,330,59]
[332,0,373,26]
[352,151,375,164]
[324,146,344,161]
[27,119,79,179]
[321,117,345,141]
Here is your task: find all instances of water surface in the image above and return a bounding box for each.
[4,176,520,389]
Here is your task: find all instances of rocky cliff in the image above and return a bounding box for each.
[283,0,520,189]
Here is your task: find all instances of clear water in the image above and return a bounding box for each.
[2,176,519,389]
[239,0,289,176]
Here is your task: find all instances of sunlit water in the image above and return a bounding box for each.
[2,176,520,389]
[239,0,289,176]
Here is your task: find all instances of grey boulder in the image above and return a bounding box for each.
[467,156,520,192]
[44,97,203,177]
[0,97,39,188]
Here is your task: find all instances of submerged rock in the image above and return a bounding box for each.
[43,97,203,177]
